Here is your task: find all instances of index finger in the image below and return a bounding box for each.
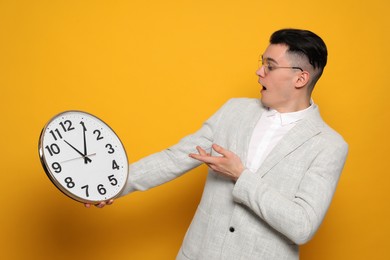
[196,146,208,156]
[189,152,222,164]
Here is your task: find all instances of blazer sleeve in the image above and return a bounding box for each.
[232,135,348,245]
[119,99,234,196]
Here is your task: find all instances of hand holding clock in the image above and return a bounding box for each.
[84,199,114,208]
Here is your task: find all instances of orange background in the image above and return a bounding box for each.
[1,0,389,259]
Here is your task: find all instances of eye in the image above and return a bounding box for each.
[267,65,275,71]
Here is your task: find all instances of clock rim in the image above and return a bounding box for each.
[38,110,129,204]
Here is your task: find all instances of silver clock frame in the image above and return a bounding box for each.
[38,110,129,204]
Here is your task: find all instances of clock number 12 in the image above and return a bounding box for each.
[49,120,75,141]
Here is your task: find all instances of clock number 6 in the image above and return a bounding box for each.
[80,175,118,198]
[81,184,105,197]
[97,184,107,195]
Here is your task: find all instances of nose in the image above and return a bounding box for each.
[256,66,265,77]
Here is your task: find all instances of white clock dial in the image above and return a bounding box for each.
[39,111,128,204]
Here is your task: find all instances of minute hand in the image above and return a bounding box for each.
[63,140,92,163]
[80,122,89,164]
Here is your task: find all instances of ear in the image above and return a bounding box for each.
[295,71,310,89]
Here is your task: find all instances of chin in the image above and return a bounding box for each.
[260,98,270,109]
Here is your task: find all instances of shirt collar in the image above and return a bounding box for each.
[264,100,315,126]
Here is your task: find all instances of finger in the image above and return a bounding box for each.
[212,144,229,157]
[190,153,221,164]
[95,201,106,208]
[189,146,207,159]
[196,146,208,156]
[84,203,92,208]
[107,199,114,205]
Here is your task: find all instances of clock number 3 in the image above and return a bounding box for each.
[105,144,115,154]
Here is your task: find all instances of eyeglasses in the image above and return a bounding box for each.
[259,58,303,75]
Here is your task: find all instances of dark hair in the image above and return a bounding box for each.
[270,29,328,82]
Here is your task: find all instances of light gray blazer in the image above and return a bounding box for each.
[121,98,348,260]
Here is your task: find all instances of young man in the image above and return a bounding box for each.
[89,29,348,259]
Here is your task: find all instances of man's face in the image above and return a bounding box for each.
[256,44,302,112]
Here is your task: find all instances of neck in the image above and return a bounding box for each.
[269,98,311,113]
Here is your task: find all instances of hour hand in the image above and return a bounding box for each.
[63,140,92,163]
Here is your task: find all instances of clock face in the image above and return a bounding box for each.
[38,111,128,204]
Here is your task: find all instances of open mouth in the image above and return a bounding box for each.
[259,80,266,90]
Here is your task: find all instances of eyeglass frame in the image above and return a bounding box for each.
[259,57,303,75]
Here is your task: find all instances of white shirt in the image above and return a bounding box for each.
[246,103,314,172]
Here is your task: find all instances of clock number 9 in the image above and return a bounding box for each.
[51,162,62,173]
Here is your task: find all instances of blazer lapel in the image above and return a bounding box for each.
[256,105,324,178]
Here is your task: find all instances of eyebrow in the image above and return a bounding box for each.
[261,55,279,64]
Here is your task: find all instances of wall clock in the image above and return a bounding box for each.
[38,111,128,204]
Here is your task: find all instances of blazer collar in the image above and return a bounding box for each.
[256,104,324,178]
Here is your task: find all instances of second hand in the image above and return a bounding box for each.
[60,153,97,164]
